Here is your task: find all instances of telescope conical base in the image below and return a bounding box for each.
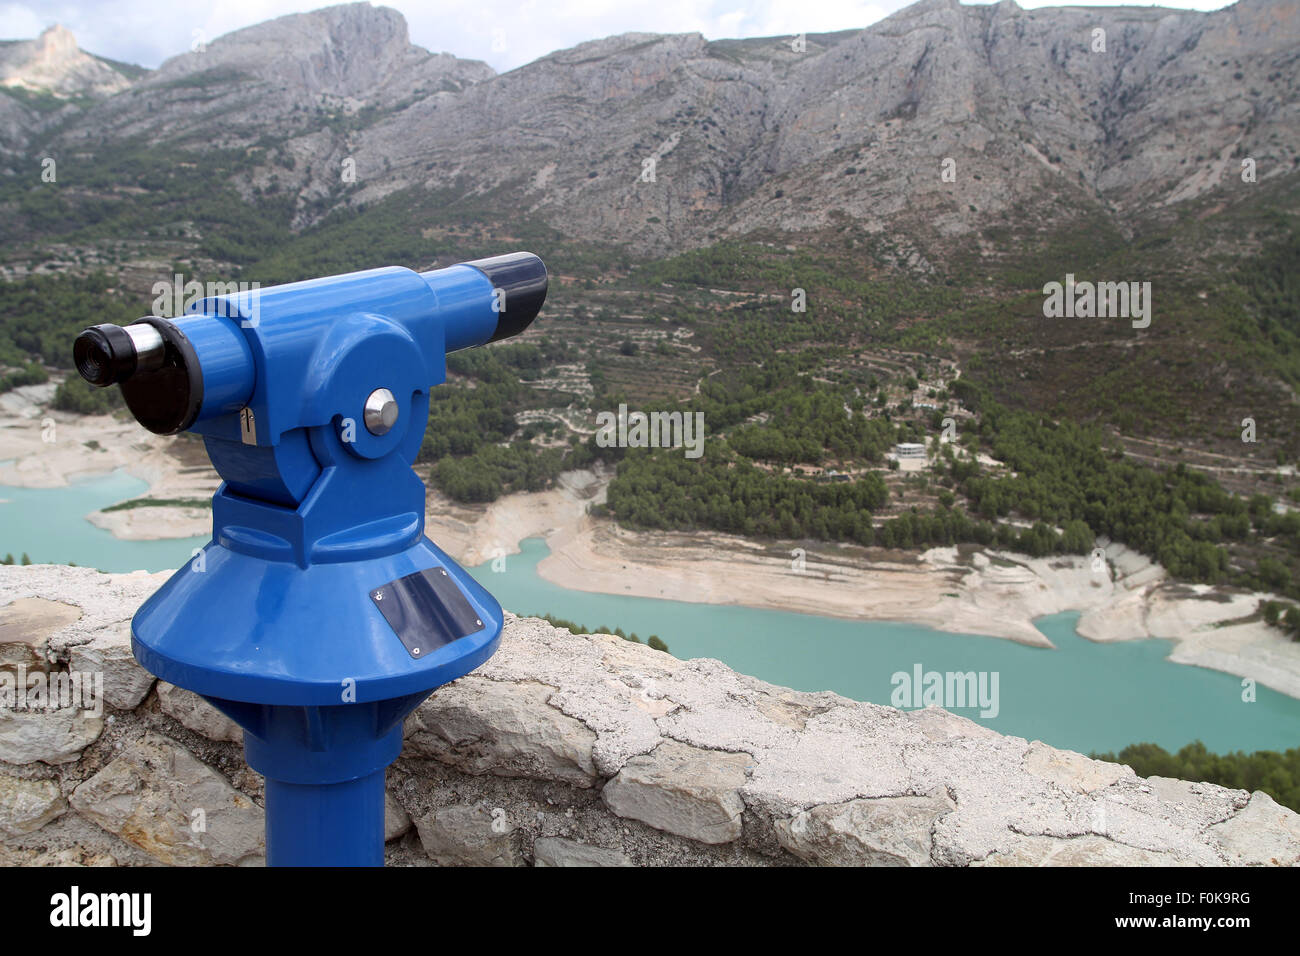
[132,534,500,866]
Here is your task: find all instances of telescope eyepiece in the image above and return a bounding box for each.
[72,318,203,435]
[74,322,167,387]
[74,324,133,386]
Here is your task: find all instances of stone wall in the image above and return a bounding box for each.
[1,564,1297,867]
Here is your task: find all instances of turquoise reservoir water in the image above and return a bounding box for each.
[0,471,206,573]
[2,473,1298,755]
[469,538,1300,756]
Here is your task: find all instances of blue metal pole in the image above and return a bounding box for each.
[217,694,430,866]
[264,772,386,866]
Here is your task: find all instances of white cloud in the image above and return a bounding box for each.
[0,0,1239,73]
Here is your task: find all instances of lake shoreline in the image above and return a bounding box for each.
[425,471,1300,703]
[0,383,219,542]
[6,379,1298,704]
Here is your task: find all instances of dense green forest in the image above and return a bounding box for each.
[0,273,138,381]
[1092,741,1300,813]
[1235,225,1300,388]
[419,340,594,501]
[957,401,1300,596]
[599,363,1300,605]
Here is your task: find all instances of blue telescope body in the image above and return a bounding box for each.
[74,253,547,866]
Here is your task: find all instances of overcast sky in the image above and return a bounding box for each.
[1,0,1235,73]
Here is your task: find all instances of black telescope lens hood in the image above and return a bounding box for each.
[464,252,549,343]
[119,317,203,435]
[73,318,201,434]
[74,323,136,386]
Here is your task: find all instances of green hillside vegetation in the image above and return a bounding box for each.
[1092,741,1300,813]
[0,272,139,377]
[420,340,592,502]
[600,363,1300,603]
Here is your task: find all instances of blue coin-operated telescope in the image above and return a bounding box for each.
[73,253,547,866]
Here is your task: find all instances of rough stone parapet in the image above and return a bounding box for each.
[1,564,1297,866]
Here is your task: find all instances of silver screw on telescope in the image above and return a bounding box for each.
[363,388,399,435]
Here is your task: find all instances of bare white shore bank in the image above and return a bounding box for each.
[0,383,218,541]
[6,384,1297,705]
[423,471,1300,702]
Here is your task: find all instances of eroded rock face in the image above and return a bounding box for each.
[384,791,411,843]
[533,836,631,867]
[1021,740,1133,793]
[6,2,1296,253]
[0,25,132,97]
[975,834,1179,866]
[775,791,956,866]
[2,565,1298,868]
[405,678,598,786]
[602,740,751,844]
[156,682,242,744]
[1208,792,1300,866]
[0,597,80,669]
[414,803,522,867]
[0,707,102,765]
[69,731,264,866]
[68,622,155,711]
[0,774,66,835]
[1,565,167,715]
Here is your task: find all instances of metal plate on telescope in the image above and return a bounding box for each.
[370,568,485,660]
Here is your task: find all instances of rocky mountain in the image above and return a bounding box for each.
[0,25,134,97]
[0,25,140,165]
[64,5,493,150]
[2,0,1298,259]
[344,0,1300,258]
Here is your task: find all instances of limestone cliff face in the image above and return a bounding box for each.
[0,24,135,162]
[2,563,1297,866]
[0,25,132,97]
[150,3,470,99]
[4,1,1296,255]
[60,4,494,153]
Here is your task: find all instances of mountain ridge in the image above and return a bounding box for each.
[2,0,1296,258]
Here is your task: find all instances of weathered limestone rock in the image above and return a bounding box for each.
[0,597,80,669]
[0,707,102,765]
[472,619,670,776]
[975,834,1178,866]
[1208,791,1300,866]
[384,791,411,842]
[776,791,956,866]
[533,836,631,867]
[602,740,751,844]
[69,731,263,865]
[2,566,168,659]
[405,678,597,786]
[157,681,242,744]
[0,844,119,867]
[0,566,167,712]
[1021,740,1132,794]
[0,774,66,834]
[68,622,155,710]
[415,803,522,867]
